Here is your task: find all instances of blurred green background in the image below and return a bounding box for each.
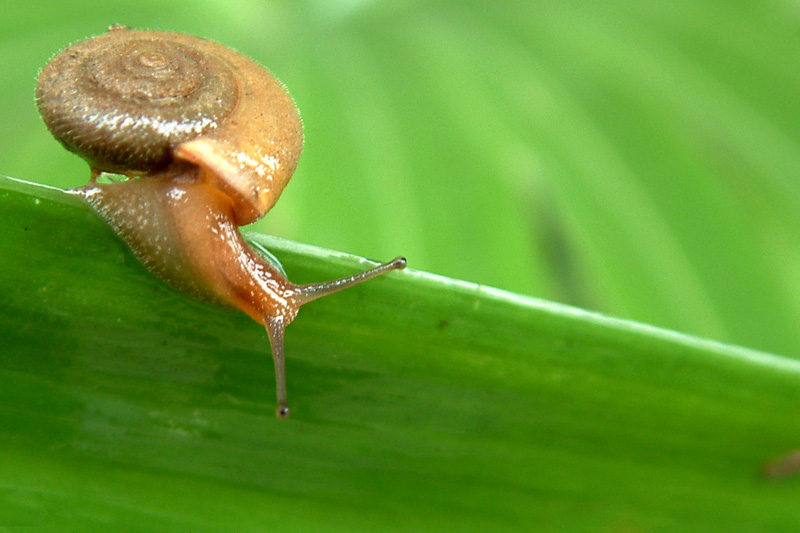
[2,0,799,358]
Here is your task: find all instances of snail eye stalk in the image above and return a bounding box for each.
[36,26,407,417]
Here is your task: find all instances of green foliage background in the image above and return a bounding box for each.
[2,0,799,358]
[2,1,800,530]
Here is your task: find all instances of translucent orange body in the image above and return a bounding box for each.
[37,27,406,417]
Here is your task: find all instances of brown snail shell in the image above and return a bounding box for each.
[36,25,303,225]
[35,26,406,417]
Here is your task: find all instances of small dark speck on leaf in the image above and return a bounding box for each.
[763,449,800,480]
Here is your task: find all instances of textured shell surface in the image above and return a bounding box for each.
[36,27,304,224]
[36,29,238,174]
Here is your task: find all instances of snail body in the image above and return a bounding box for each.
[36,26,406,417]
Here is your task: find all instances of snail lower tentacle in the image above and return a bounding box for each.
[37,26,406,417]
[74,172,405,416]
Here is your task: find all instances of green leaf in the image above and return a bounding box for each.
[2,175,800,531]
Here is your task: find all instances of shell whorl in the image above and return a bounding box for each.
[36,26,304,225]
[36,28,237,174]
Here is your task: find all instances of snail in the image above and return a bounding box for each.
[35,25,406,418]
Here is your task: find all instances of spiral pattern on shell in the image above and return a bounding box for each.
[36,27,238,174]
[36,26,304,225]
